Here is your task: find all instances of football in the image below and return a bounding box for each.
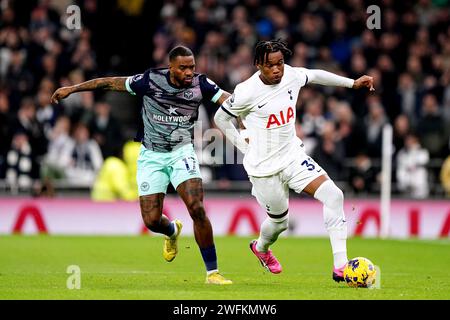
[343,257,377,288]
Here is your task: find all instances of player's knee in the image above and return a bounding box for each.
[330,186,344,208]
[319,181,344,209]
[187,200,206,221]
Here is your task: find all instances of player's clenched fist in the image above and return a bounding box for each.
[352,75,375,91]
[51,87,73,104]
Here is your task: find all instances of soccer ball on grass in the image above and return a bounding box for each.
[343,257,376,288]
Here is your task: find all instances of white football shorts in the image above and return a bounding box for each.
[249,151,327,217]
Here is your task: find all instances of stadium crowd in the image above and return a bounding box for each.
[0,0,449,198]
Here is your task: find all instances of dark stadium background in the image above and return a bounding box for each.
[0,0,449,199]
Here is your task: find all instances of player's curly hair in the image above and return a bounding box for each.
[253,39,292,66]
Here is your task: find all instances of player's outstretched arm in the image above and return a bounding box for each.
[51,77,128,104]
[352,75,375,91]
[302,68,374,91]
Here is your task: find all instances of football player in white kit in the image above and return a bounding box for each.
[214,40,374,282]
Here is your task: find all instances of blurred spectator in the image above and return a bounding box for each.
[314,46,342,72]
[416,93,447,157]
[364,95,388,158]
[294,13,326,48]
[196,31,228,83]
[295,122,315,155]
[397,72,421,125]
[226,44,254,88]
[300,97,326,148]
[393,114,411,157]
[191,6,214,51]
[349,51,367,79]
[440,155,450,197]
[226,6,256,50]
[443,77,450,125]
[87,101,123,159]
[377,54,400,120]
[0,91,13,178]
[348,153,377,195]
[396,133,430,199]
[415,0,439,27]
[311,121,345,180]
[334,100,367,158]
[5,131,39,191]
[406,55,424,84]
[70,32,97,76]
[360,30,378,68]
[36,87,59,138]
[4,49,34,111]
[330,11,353,66]
[40,115,71,182]
[290,42,309,67]
[12,97,48,158]
[91,140,140,202]
[39,77,56,96]
[60,123,103,186]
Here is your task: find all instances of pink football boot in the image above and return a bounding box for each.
[333,263,346,283]
[249,240,282,274]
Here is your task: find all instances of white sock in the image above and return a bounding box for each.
[169,221,178,239]
[256,216,289,253]
[333,251,348,269]
[207,269,218,276]
[329,228,348,268]
[314,180,348,268]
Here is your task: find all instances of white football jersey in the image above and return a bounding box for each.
[222,64,311,177]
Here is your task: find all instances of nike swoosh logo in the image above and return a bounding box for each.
[317,169,322,173]
[257,103,268,109]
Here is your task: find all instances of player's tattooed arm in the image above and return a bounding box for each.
[51,77,128,104]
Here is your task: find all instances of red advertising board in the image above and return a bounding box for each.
[0,198,449,238]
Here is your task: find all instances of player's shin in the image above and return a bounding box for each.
[314,180,348,269]
[256,215,289,253]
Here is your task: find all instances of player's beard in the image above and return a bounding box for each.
[182,77,193,87]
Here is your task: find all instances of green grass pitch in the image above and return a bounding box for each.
[1,235,449,300]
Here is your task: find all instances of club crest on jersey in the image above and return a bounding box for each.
[133,74,143,82]
[266,106,295,128]
[184,90,194,100]
[140,182,150,192]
